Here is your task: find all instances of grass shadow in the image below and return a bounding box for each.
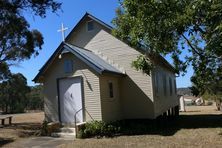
[176,114,222,129]
[110,113,222,137]
[112,118,180,137]
[2,122,42,138]
[6,122,42,130]
[184,110,201,113]
[0,138,14,147]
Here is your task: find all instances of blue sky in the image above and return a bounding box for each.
[10,0,192,88]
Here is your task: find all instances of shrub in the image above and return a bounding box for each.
[77,121,120,138]
[77,119,166,138]
[40,120,49,136]
[40,121,60,136]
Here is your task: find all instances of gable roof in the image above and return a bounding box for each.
[65,12,112,41]
[34,13,177,83]
[65,12,177,73]
[64,43,124,75]
[33,42,125,82]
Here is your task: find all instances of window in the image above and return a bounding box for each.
[108,82,114,98]
[87,21,94,31]
[163,73,167,96]
[169,77,172,96]
[64,60,73,73]
[154,72,159,94]
[174,79,177,94]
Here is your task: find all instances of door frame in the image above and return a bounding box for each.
[57,76,85,123]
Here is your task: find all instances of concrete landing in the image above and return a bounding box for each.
[51,127,76,140]
[4,137,73,148]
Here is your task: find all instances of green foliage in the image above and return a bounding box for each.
[202,92,217,101]
[202,91,222,101]
[78,120,161,138]
[132,55,153,75]
[0,74,43,113]
[113,0,222,93]
[191,76,222,97]
[26,85,44,110]
[77,121,120,138]
[0,73,30,113]
[40,120,49,136]
[189,86,200,97]
[0,0,61,80]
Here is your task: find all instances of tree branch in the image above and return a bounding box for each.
[181,34,203,57]
[0,46,6,63]
[197,26,205,34]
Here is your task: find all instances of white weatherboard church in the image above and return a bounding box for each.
[34,13,179,124]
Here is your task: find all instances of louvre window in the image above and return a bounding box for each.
[169,77,172,96]
[163,73,167,96]
[108,82,114,98]
[87,21,94,31]
[155,72,159,94]
[174,79,177,94]
[64,60,73,73]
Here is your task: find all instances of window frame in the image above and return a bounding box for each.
[86,20,94,32]
[154,71,159,95]
[108,81,114,98]
[174,79,177,94]
[64,59,73,73]
[163,73,167,97]
[169,77,172,96]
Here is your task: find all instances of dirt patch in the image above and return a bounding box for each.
[0,112,44,147]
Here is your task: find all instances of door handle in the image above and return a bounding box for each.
[71,93,73,98]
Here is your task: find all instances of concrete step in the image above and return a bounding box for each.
[51,127,76,140]
[51,122,86,139]
[76,122,86,126]
[59,127,76,133]
[61,124,75,128]
[51,132,76,140]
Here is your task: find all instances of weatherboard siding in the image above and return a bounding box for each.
[152,65,179,117]
[84,30,154,119]
[43,53,102,122]
[67,17,111,48]
[65,16,178,119]
[99,75,122,121]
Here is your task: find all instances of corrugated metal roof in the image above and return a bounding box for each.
[64,43,124,75]
[33,42,125,82]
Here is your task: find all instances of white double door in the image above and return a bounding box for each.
[59,77,83,124]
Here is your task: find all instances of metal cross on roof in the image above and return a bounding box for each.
[57,23,68,41]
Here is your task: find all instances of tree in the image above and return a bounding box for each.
[0,76,44,113]
[0,0,61,80]
[0,73,30,113]
[26,85,44,110]
[112,0,222,94]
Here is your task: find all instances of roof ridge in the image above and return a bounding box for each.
[86,13,113,29]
